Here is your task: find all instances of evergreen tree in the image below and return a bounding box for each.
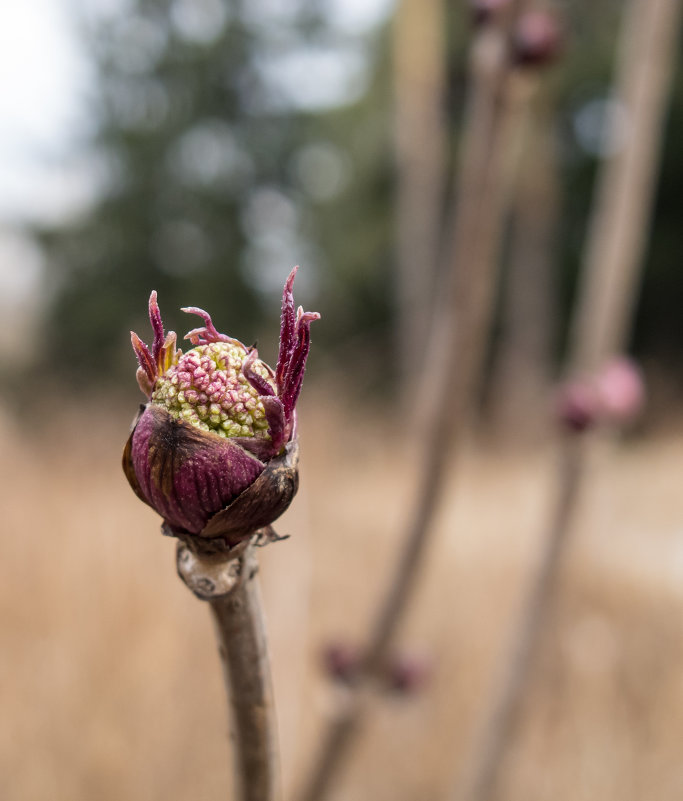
[36,0,393,388]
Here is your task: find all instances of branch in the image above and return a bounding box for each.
[295,4,537,799]
[393,0,448,401]
[569,0,682,374]
[457,437,584,801]
[178,541,279,801]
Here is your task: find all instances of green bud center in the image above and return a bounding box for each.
[151,342,274,439]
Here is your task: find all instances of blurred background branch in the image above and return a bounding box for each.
[294,3,554,799]
[392,0,447,403]
[459,2,682,799]
[569,0,683,375]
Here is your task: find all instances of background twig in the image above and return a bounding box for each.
[457,437,584,801]
[393,0,447,402]
[570,0,683,374]
[489,94,560,442]
[295,4,537,800]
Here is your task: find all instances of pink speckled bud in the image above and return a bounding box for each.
[123,267,319,551]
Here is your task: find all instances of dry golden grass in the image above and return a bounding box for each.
[2,389,683,800]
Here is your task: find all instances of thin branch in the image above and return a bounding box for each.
[295,4,536,800]
[489,96,560,441]
[458,2,682,799]
[368,0,535,683]
[178,542,279,801]
[457,437,584,801]
[394,0,448,402]
[570,0,683,374]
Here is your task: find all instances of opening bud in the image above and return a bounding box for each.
[123,267,319,552]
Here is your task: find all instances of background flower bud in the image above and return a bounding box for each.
[594,357,645,425]
[322,642,363,684]
[556,381,599,433]
[556,357,645,433]
[512,10,564,68]
[385,651,433,695]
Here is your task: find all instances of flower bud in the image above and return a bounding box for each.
[512,10,563,68]
[556,357,645,433]
[123,267,319,551]
[556,381,598,433]
[385,651,433,695]
[594,357,645,425]
[322,642,362,685]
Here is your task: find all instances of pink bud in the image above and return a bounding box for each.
[385,651,433,695]
[322,642,361,684]
[594,358,645,425]
[556,357,645,434]
[556,381,599,433]
[513,10,563,67]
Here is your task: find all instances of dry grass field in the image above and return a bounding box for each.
[2,388,683,801]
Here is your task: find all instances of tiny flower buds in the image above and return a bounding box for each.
[123,267,320,552]
[385,651,433,695]
[556,357,645,433]
[322,642,363,685]
[512,10,563,68]
[321,641,433,695]
[557,381,599,433]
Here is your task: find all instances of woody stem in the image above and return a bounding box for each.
[177,541,279,801]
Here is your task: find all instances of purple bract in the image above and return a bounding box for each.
[123,266,319,546]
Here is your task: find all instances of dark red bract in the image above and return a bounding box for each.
[123,267,319,548]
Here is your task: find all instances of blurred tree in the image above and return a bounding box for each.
[33,0,394,392]
[26,0,683,409]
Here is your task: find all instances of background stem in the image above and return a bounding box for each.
[458,438,584,801]
[393,0,447,403]
[295,5,534,800]
[458,1,682,799]
[570,0,683,374]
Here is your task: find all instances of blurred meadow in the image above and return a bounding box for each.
[4,400,683,801]
[2,1,683,800]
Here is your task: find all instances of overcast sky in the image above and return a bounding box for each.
[0,0,394,226]
[0,0,92,224]
[0,0,393,341]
